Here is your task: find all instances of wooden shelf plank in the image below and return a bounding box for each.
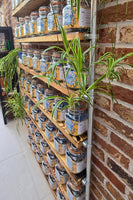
[19,64,73,96]
[24,106,86,185]
[14,32,89,43]
[12,0,49,17]
[21,87,87,148]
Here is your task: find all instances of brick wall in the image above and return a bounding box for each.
[91,0,133,199]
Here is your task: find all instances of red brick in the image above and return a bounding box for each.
[92,155,126,194]
[93,120,107,137]
[117,68,133,86]
[91,163,104,183]
[90,182,102,200]
[92,144,105,161]
[120,26,133,43]
[98,27,116,43]
[94,94,111,111]
[90,191,97,200]
[106,181,125,200]
[128,192,133,200]
[93,132,130,169]
[113,103,133,124]
[111,132,133,159]
[98,1,133,24]
[94,109,133,140]
[91,174,114,200]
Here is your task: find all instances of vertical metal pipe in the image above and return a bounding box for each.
[86,0,97,199]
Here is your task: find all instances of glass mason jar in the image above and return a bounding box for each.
[52,52,64,81]
[65,101,88,136]
[32,107,40,121]
[43,88,55,111]
[20,73,25,88]
[55,162,69,184]
[19,17,24,38]
[38,112,47,131]
[45,120,56,141]
[37,6,49,35]
[27,99,34,114]
[12,0,15,10]
[66,143,86,174]
[34,130,43,143]
[48,173,57,190]
[36,149,43,164]
[57,187,66,200]
[25,75,32,93]
[22,49,27,66]
[31,141,37,153]
[63,0,91,31]
[35,83,44,102]
[30,79,38,98]
[33,50,41,72]
[25,116,31,127]
[23,95,28,108]
[23,16,31,37]
[40,51,51,75]
[15,22,20,38]
[29,123,36,135]
[30,12,38,36]
[54,130,68,155]
[53,97,67,122]
[27,134,33,145]
[47,149,57,167]
[40,139,49,155]
[47,2,64,33]
[42,160,49,175]
[26,49,34,68]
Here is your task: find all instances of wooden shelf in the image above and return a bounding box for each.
[12,0,49,17]
[19,64,73,96]
[14,32,89,43]
[21,87,87,148]
[24,107,86,185]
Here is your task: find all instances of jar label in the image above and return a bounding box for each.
[48,13,62,32]
[54,139,67,154]
[67,185,85,200]
[63,5,74,26]
[37,18,46,34]
[55,167,68,184]
[40,61,47,74]
[24,24,30,36]
[19,27,24,37]
[31,22,37,35]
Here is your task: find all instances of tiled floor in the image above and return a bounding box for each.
[0,109,55,200]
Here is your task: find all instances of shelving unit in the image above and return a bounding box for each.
[13,0,97,199]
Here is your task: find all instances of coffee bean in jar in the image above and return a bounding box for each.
[66,143,86,174]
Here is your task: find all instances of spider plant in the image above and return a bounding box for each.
[0,48,21,93]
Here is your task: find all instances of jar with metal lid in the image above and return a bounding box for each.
[57,187,66,200]
[52,52,64,81]
[24,95,28,108]
[63,0,91,31]
[34,130,43,143]
[38,113,47,131]
[40,51,51,75]
[25,75,32,92]
[27,134,33,145]
[48,173,57,190]
[55,162,69,184]
[26,49,34,68]
[40,139,49,154]
[35,83,44,101]
[29,123,36,135]
[47,2,64,33]
[25,116,31,127]
[27,99,34,114]
[12,0,15,10]
[15,22,20,38]
[23,16,31,37]
[65,101,88,136]
[30,12,38,36]
[54,130,68,155]
[66,143,86,174]
[45,120,56,141]
[31,141,37,153]
[36,149,43,164]
[32,107,40,121]
[20,73,25,88]
[19,17,24,38]
[30,79,38,98]
[47,149,57,167]
[43,88,55,111]
[42,160,49,175]
[37,6,49,35]
[53,97,67,122]
[33,50,41,72]
[22,49,27,66]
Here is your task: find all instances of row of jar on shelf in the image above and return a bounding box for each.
[15,0,91,38]
[21,49,88,89]
[26,118,86,200]
[22,76,88,137]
